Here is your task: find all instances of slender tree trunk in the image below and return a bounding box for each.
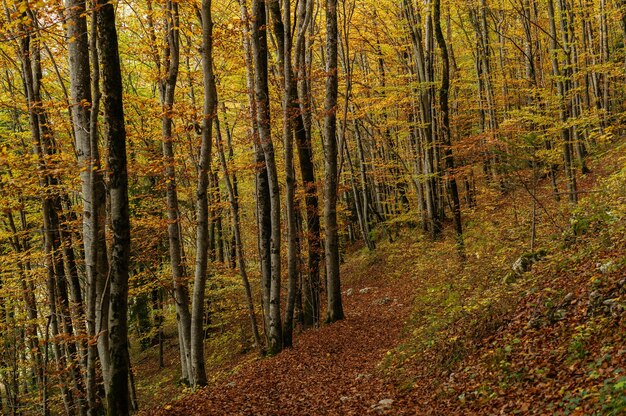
[433,0,464,257]
[96,1,132,413]
[149,0,194,383]
[353,118,375,248]
[65,1,103,411]
[324,0,345,323]
[251,0,283,354]
[215,117,264,355]
[189,0,218,387]
[89,1,112,393]
[281,0,299,348]
[294,0,321,328]
[239,0,272,342]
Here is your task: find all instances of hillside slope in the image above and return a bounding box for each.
[148,141,626,415]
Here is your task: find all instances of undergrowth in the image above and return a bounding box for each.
[340,140,626,414]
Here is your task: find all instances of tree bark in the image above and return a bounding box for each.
[65,1,104,411]
[281,0,299,348]
[295,0,321,328]
[324,0,345,323]
[238,0,272,343]
[89,1,112,393]
[189,0,218,387]
[96,1,132,413]
[433,0,464,257]
[251,0,283,354]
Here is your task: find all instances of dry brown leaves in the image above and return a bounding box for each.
[148,277,413,416]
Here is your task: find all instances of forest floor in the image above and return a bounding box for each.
[144,263,415,415]
[140,140,626,415]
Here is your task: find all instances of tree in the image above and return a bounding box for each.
[294,0,322,328]
[189,0,218,386]
[433,0,464,257]
[280,0,299,348]
[66,0,103,411]
[146,0,194,383]
[96,0,132,412]
[16,6,87,413]
[324,0,345,323]
[251,0,283,354]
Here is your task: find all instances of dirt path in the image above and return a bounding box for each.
[149,277,414,415]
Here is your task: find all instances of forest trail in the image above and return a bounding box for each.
[149,275,415,415]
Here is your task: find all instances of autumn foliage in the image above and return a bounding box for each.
[0,0,625,414]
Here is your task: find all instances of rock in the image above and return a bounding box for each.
[512,250,547,276]
[346,288,354,296]
[598,261,615,274]
[588,290,603,316]
[603,298,625,317]
[561,292,574,305]
[512,256,531,275]
[359,287,374,294]
[373,297,392,305]
[340,396,350,402]
[226,381,236,388]
[588,286,626,317]
[371,399,394,413]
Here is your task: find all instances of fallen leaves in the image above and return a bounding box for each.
[145,145,626,415]
[146,280,413,415]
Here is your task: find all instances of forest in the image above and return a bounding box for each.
[0,0,625,414]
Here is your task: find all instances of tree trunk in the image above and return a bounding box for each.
[65,1,104,411]
[281,0,299,349]
[189,0,218,387]
[149,0,194,383]
[96,1,132,413]
[433,0,464,257]
[324,0,345,323]
[238,0,272,343]
[89,1,112,394]
[295,0,322,328]
[251,0,283,354]
[215,117,264,355]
